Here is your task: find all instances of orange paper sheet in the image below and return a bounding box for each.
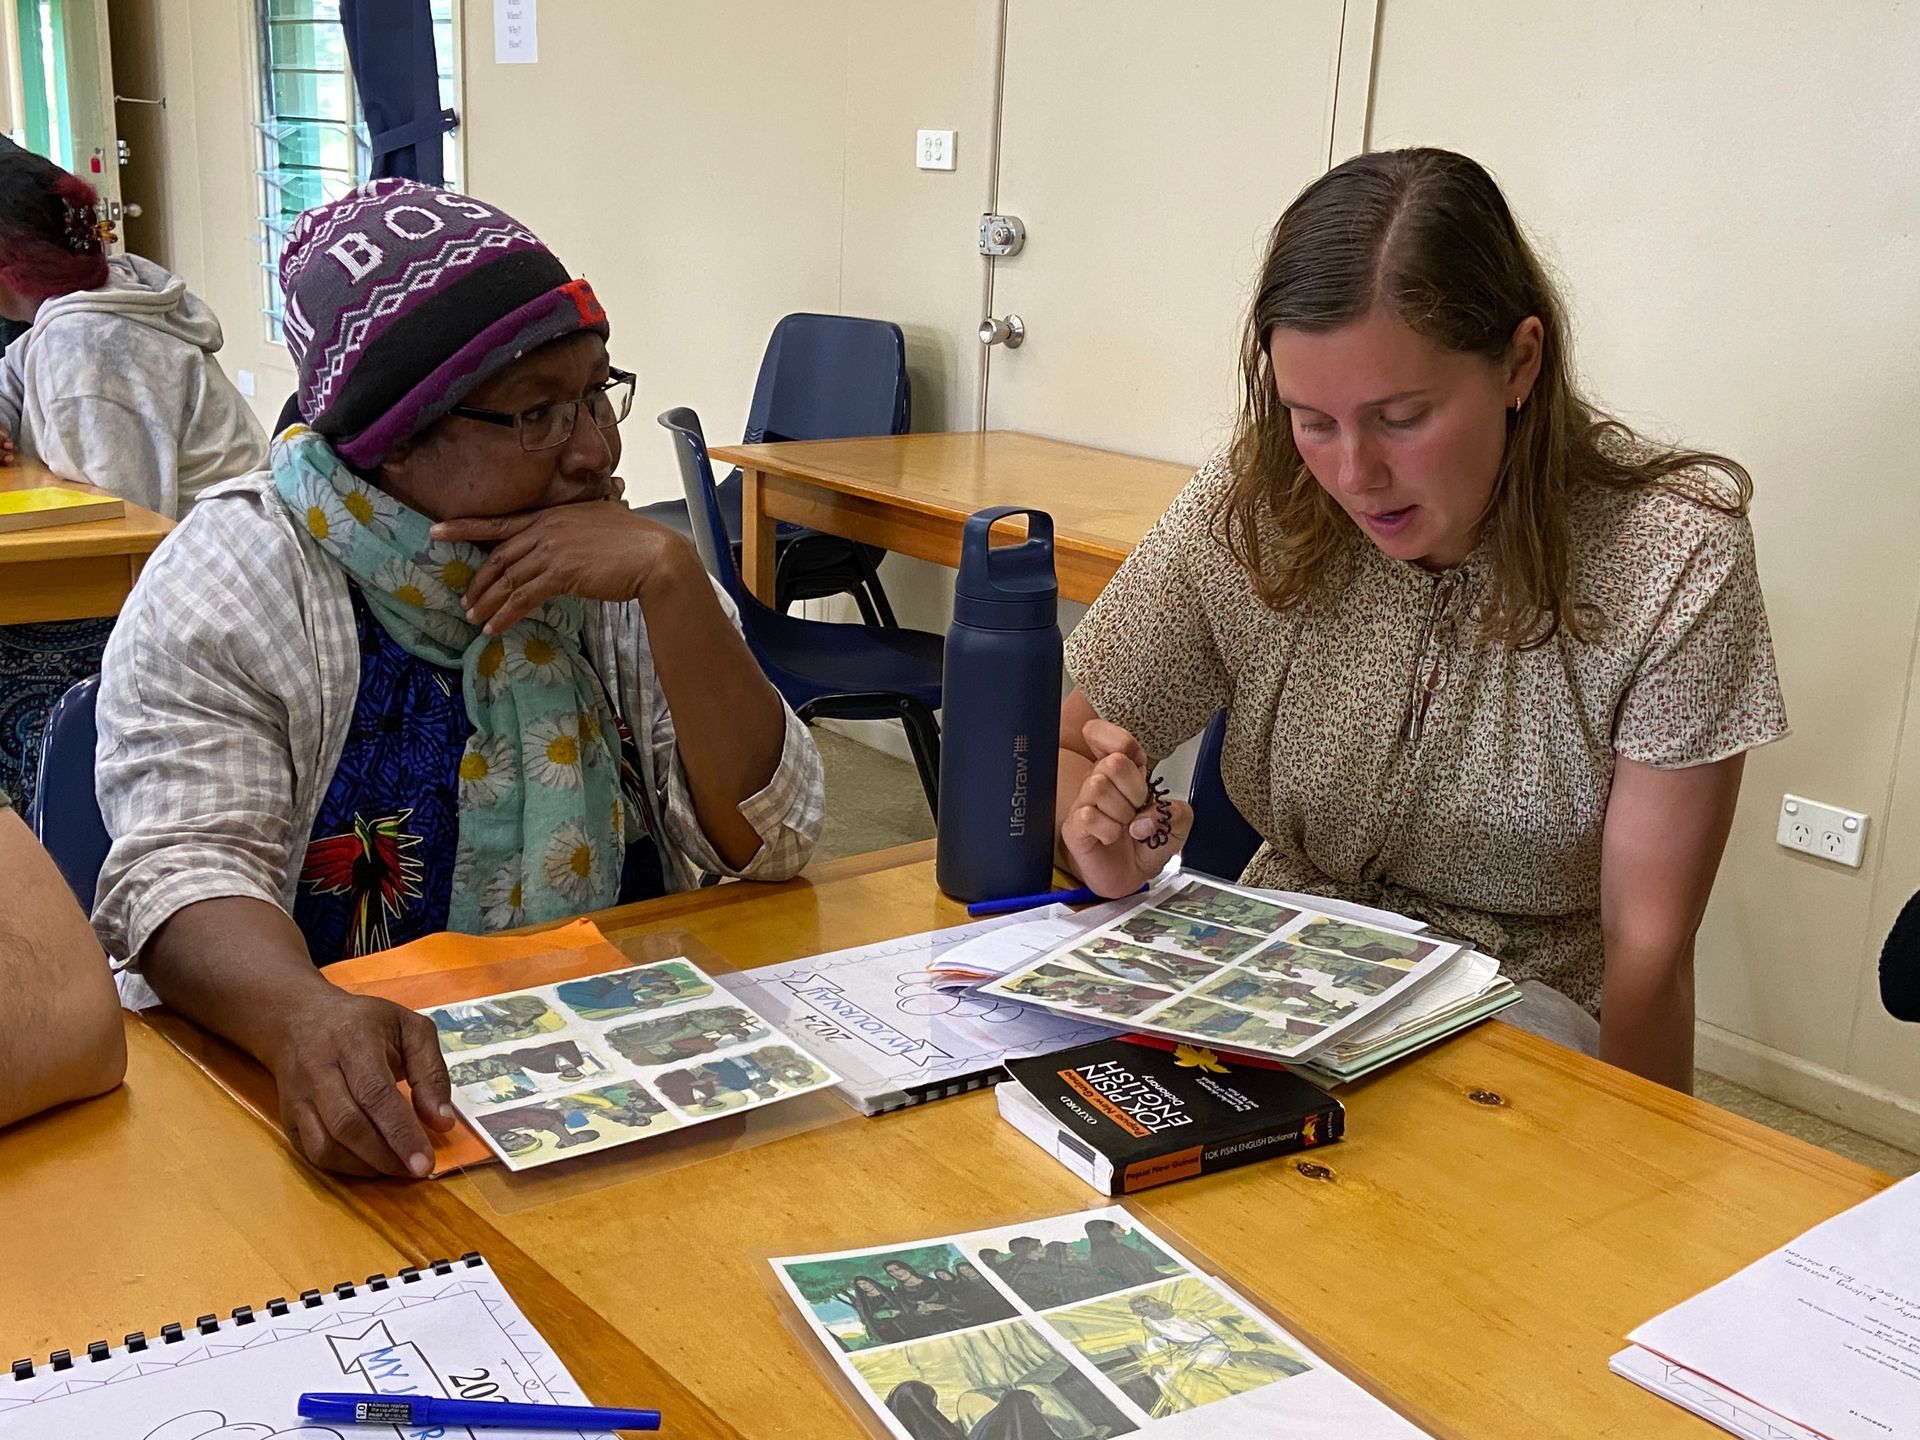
[142,920,639,1177]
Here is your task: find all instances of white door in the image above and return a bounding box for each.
[980,0,1350,464]
[4,0,122,230]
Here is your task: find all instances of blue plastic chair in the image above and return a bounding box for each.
[658,407,944,815]
[1183,709,1264,882]
[638,313,910,626]
[28,675,110,908]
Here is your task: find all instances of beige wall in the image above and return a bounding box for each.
[1365,0,1920,1141]
[130,0,1920,1133]
[462,1,848,504]
[132,1,293,427]
[134,0,999,485]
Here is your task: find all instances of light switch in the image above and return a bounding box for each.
[916,129,956,171]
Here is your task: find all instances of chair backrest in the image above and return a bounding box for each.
[658,407,751,609]
[743,313,911,446]
[1881,885,1920,1022]
[28,675,109,909]
[1183,708,1264,883]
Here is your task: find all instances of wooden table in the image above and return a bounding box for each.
[428,845,1890,1437]
[0,1021,744,1436]
[2,845,1890,1438]
[0,461,173,624]
[712,431,1193,606]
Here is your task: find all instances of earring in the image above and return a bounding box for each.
[1512,395,1525,414]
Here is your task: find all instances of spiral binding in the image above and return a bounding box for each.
[8,1252,486,1380]
[872,1068,1002,1116]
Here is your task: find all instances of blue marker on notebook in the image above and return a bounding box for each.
[297,1393,661,1431]
[966,882,1146,918]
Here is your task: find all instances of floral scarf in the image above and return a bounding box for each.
[272,426,624,932]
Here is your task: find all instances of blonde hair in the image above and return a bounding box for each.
[1218,147,1749,647]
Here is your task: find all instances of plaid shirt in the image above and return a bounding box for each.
[92,472,824,965]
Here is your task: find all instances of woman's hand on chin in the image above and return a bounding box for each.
[432,492,703,634]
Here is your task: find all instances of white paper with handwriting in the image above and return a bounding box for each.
[1627,1170,1920,1439]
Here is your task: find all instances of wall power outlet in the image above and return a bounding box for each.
[1776,794,1868,868]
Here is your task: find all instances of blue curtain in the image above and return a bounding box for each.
[340,0,456,184]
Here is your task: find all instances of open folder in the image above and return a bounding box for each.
[140,919,642,1176]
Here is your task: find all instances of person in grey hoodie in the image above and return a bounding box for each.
[0,142,266,806]
[0,143,266,517]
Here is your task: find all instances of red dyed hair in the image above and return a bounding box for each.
[0,145,109,301]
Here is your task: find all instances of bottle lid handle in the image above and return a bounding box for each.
[960,506,1055,593]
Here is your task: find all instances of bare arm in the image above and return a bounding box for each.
[0,808,126,1128]
[629,541,790,867]
[142,897,454,1177]
[1597,753,1746,1091]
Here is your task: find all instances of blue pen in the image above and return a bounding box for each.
[298,1392,661,1431]
[966,882,1146,918]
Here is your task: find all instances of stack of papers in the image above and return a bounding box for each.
[428,956,842,1170]
[941,873,1516,1077]
[1297,949,1518,1084]
[1614,1170,1920,1438]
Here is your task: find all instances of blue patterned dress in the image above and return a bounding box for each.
[0,618,115,810]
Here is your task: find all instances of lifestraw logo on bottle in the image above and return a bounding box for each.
[1010,733,1030,837]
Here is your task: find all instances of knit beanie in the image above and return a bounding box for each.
[0,137,110,301]
[279,178,609,467]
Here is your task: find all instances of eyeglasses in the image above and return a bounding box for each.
[448,367,637,452]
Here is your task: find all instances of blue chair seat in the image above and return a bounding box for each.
[29,674,109,909]
[743,605,943,710]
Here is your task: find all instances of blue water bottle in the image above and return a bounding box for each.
[936,506,1062,902]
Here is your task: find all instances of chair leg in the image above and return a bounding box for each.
[773,545,797,615]
[855,551,899,629]
[789,691,940,819]
[897,701,941,820]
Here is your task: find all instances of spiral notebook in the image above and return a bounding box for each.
[716,906,1119,1115]
[1,1253,618,1439]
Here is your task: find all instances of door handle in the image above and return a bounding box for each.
[979,315,1025,349]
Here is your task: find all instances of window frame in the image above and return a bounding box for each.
[253,0,462,345]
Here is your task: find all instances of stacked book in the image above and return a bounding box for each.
[997,1036,1346,1194]
[0,485,124,532]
